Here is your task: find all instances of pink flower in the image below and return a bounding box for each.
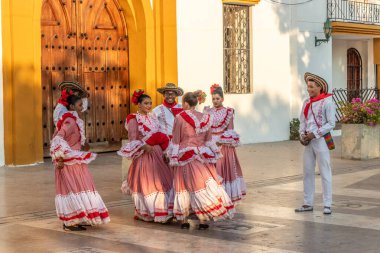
[366,108,374,114]
[368,99,380,104]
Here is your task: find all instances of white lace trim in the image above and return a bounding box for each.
[117,140,145,159]
[55,191,110,226]
[53,103,68,126]
[218,130,241,147]
[173,177,235,221]
[222,177,246,204]
[159,106,170,135]
[136,113,160,136]
[50,136,96,165]
[206,140,221,154]
[205,107,234,133]
[168,145,222,166]
[121,181,174,223]
[167,143,180,160]
[184,110,213,134]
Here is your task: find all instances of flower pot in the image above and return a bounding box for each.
[341,124,380,160]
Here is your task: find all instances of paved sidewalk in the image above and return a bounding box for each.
[0,138,379,252]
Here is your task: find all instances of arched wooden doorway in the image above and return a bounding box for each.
[41,0,129,153]
[347,48,362,101]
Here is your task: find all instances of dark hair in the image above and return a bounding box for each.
[212,87,224,98]
[66,95,82,110]
[183,91,201,107]
[138,94,151,104]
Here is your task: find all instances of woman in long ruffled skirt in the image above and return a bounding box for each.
[118,90,174,223]
[204,84,246,204]
[51,95,110,231]
[168,90,235,230]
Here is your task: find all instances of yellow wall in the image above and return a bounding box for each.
[374,38,380,88]
[222,0,260,5]
[332,22,380,36]
[2,0,43,165]
[2,0,178,165]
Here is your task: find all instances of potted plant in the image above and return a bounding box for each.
[340,98,380,160]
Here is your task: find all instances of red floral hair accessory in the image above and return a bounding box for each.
[57,89,73,106]
[210,84,221,95]
[194,90,207,105]
[132,89,145,105]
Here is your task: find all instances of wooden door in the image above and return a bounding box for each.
[347,48,362,101]
[41,0,129,153]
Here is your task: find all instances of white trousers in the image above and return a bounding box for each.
[303,137,332,207]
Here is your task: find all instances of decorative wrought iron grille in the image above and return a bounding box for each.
[333,88,380,121]
[327,0,380,25]
[223,4,250,94]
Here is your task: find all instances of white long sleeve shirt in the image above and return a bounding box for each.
[152,103,182,136]
[299,97,336,139]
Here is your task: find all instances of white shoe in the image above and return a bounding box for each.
[323,207,332,215]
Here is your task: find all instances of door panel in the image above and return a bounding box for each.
[41,0,129,154]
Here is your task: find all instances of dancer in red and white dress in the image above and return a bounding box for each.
[118,90,174,223]
[50,95,110,231]
[204,84,246,204]
[168,90,235,230]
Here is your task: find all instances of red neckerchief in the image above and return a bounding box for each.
[163,100,177,109]
[163,100,183,116]
[171,108,184,117]
[304,93,333,119]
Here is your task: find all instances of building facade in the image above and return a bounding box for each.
[1,0,379,166]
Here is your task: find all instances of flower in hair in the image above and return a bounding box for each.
[132,89,145,105]
[57,89,73,106]
[210,84,221,95]
[197,91,207,105]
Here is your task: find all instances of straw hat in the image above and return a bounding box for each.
[58,81,89,98]
[304,72,329,94]
[157,83,184,96]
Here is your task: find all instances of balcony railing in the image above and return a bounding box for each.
[327,0,380,25]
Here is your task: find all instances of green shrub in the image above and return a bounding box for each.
[290,118,300,140]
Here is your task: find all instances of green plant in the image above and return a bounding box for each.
[290,118,300,140]
[340,98,380,126]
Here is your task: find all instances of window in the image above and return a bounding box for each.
[347,48,362,101]
[223,4,251,94]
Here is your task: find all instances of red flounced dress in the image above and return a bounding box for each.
[168,109,236,221]
[204,106,246,204]
[50,111,110,226]
[118,113,174,223]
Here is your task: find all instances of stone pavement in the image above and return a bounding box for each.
[0,138,380,253]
